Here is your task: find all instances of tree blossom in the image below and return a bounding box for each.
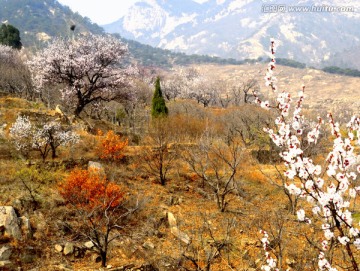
[10,116,79,160]
[260,230,280,271]
[27,34,137,116]
[256,38,360,271]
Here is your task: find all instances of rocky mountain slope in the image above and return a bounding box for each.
[104,0,360,68]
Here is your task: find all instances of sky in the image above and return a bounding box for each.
[57,0,208,25]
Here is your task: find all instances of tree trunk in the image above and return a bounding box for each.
[100,250,107,267]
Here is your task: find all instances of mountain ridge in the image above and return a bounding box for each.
[103,0,360,69]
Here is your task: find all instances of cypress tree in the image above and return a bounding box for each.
[151,77,168,118]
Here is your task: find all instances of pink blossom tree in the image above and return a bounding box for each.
[257,39,360,270]
[27,34,136,116]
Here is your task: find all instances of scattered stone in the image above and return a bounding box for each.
[142,241,155,250]
[84,241,94,249]
[107,265,113,269]
[170,227,190,244]
[55,244,63,253]
[0,246,12,261]
[0,206,22,240]
[167,212,177,228]
[63,242,74,256]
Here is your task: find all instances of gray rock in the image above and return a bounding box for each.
[0,206,21,240]
[0,246,12,261]
[63,242,74,256]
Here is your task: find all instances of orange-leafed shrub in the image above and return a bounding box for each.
[59,168,124,209]
[97,130,128,161]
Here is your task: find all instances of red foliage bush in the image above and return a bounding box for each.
[97,130,128,161]
[59,167,124,210]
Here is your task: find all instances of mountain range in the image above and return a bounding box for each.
[104,0,360,69]
[0,0,248,67]
[1,0,359,69]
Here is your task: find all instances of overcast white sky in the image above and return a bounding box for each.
[57,0,208,25]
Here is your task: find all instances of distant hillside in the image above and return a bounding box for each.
[119,35,245,68]
[0,0,104,48]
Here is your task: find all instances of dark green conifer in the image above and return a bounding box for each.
[0,24,22,50]
[151,77,168,118]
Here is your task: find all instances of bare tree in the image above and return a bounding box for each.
[231,78,259,105]
[141,118,178,185]
[0,45,33,99]
[179,215,237,271]
[183,129,244,212]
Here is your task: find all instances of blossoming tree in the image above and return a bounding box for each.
[10,115,79,160]
[257,39,360,271]
[27,34,136,116]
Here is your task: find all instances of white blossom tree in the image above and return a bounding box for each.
[27,34,136,116]
[10,116,79,161]
[256,39,360,271]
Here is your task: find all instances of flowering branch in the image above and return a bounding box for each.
[257,39,360,271]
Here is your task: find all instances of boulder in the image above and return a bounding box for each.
[0,206,21,240]
[0,246,12,261]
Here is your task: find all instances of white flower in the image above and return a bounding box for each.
[338,236,350,245]
[297,209,306,221]
[354,238,360,249]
